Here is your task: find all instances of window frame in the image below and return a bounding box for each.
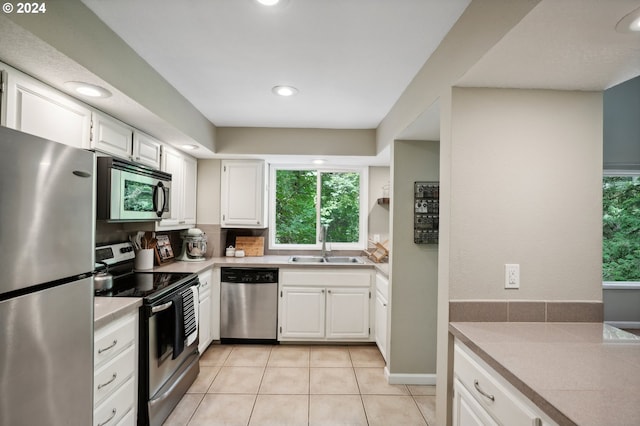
[602,169,640,286]
[268,164,368,251]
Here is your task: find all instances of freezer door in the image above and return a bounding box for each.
[0,277,94,426]
[0,126,95,293]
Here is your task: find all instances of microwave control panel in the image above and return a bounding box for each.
[414,181,439,244]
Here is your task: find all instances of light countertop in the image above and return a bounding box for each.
[152,255,388,276]
[449,322,640,426]
[94,297,142,329]
[95,256,387,327]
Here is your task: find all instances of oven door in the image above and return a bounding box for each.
[110,168,171,221]
[143,283,199,426]
[147,287,198,398]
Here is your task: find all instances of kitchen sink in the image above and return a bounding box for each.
[288,256,326,263]
[324,256,364,264]
[288,256,364,264]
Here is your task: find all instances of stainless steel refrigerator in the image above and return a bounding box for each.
[0,126,95,425]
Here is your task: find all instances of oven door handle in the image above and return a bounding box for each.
[151,300,173,314]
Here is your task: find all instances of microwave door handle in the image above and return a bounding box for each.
[153,182,165,217]
[161,186,169,213]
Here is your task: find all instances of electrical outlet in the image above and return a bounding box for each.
[505,264,520,289]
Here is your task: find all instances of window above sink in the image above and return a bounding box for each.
[268,165,368,251]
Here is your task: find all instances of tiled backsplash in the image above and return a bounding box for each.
[449,300,604,322]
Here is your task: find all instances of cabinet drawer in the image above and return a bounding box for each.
[115,408,136,426]
[454,343,542,425]
[375,273,389,299]
[94,345,136,406]
[94,376,135,426]
[95,314,136,367]
[281,269,371,287]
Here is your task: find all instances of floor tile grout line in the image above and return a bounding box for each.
[248,345,272,426]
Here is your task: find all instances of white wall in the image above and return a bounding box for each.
[448,87,603,301]
[196,159,222,225]
[368,166,390,244]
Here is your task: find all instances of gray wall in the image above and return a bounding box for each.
[447,88,603,301]
[604,75,640,170]
[388,140,439,375]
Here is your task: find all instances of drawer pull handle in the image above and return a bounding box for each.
[97,373,117,390]
[98,339,118,354]
[97,408,117,426]
[474,379,495,402]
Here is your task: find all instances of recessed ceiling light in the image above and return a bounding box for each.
[312,159,326,165]
[616,6,640,33]
[272,85,298,97]
[256,0,280,5]
[181,144,198,150]
[64,81,112,98]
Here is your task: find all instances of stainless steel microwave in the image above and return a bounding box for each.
[97,157,171,222]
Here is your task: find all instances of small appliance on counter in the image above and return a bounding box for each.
[176,228,207,262]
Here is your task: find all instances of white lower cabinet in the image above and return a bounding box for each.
[211,267,221,341]
[94,312,138,426]
[278,269,373,342]
[198,268,213,354]
[374,273,389,362]
[453,340,556,426]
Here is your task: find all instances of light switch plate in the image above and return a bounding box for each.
[505,264,520,289]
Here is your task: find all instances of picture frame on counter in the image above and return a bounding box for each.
[155,235,175,265]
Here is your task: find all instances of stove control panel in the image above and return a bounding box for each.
[96,242,136,267]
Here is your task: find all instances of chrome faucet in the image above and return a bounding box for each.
[321,224,329,259]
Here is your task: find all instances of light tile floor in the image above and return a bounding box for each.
[164,344,436,426]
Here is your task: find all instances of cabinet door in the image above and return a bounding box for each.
[91,112,133,159]
[279,286,325,339]
[158,147,197,230]
[198,292,212,354]
[182,155,198,226]
[453,379,499,426]
[374,291,388,361]
[326,287,370,339]
[5,69,91,149]
[211,268,221,341]
[132,131,162,169]
[220,160,267,228]
[159,147,183,227]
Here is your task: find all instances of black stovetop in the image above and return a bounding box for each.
[95,271,195,302]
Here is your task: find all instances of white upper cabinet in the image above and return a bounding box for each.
[3,67,91,149]
[158,146,197,230]
[133,131,162,169]
[91,112,133,159]
[92,113,163,170]
[220,160,267,228]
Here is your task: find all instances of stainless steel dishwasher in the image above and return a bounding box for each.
[220,267,279,342]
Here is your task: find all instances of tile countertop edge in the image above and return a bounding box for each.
[448,322,575,426]
[95,297,142,329]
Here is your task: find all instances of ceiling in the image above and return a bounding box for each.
[400,0,640,141]
[80,0,471,130]
[0,0,639,162]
